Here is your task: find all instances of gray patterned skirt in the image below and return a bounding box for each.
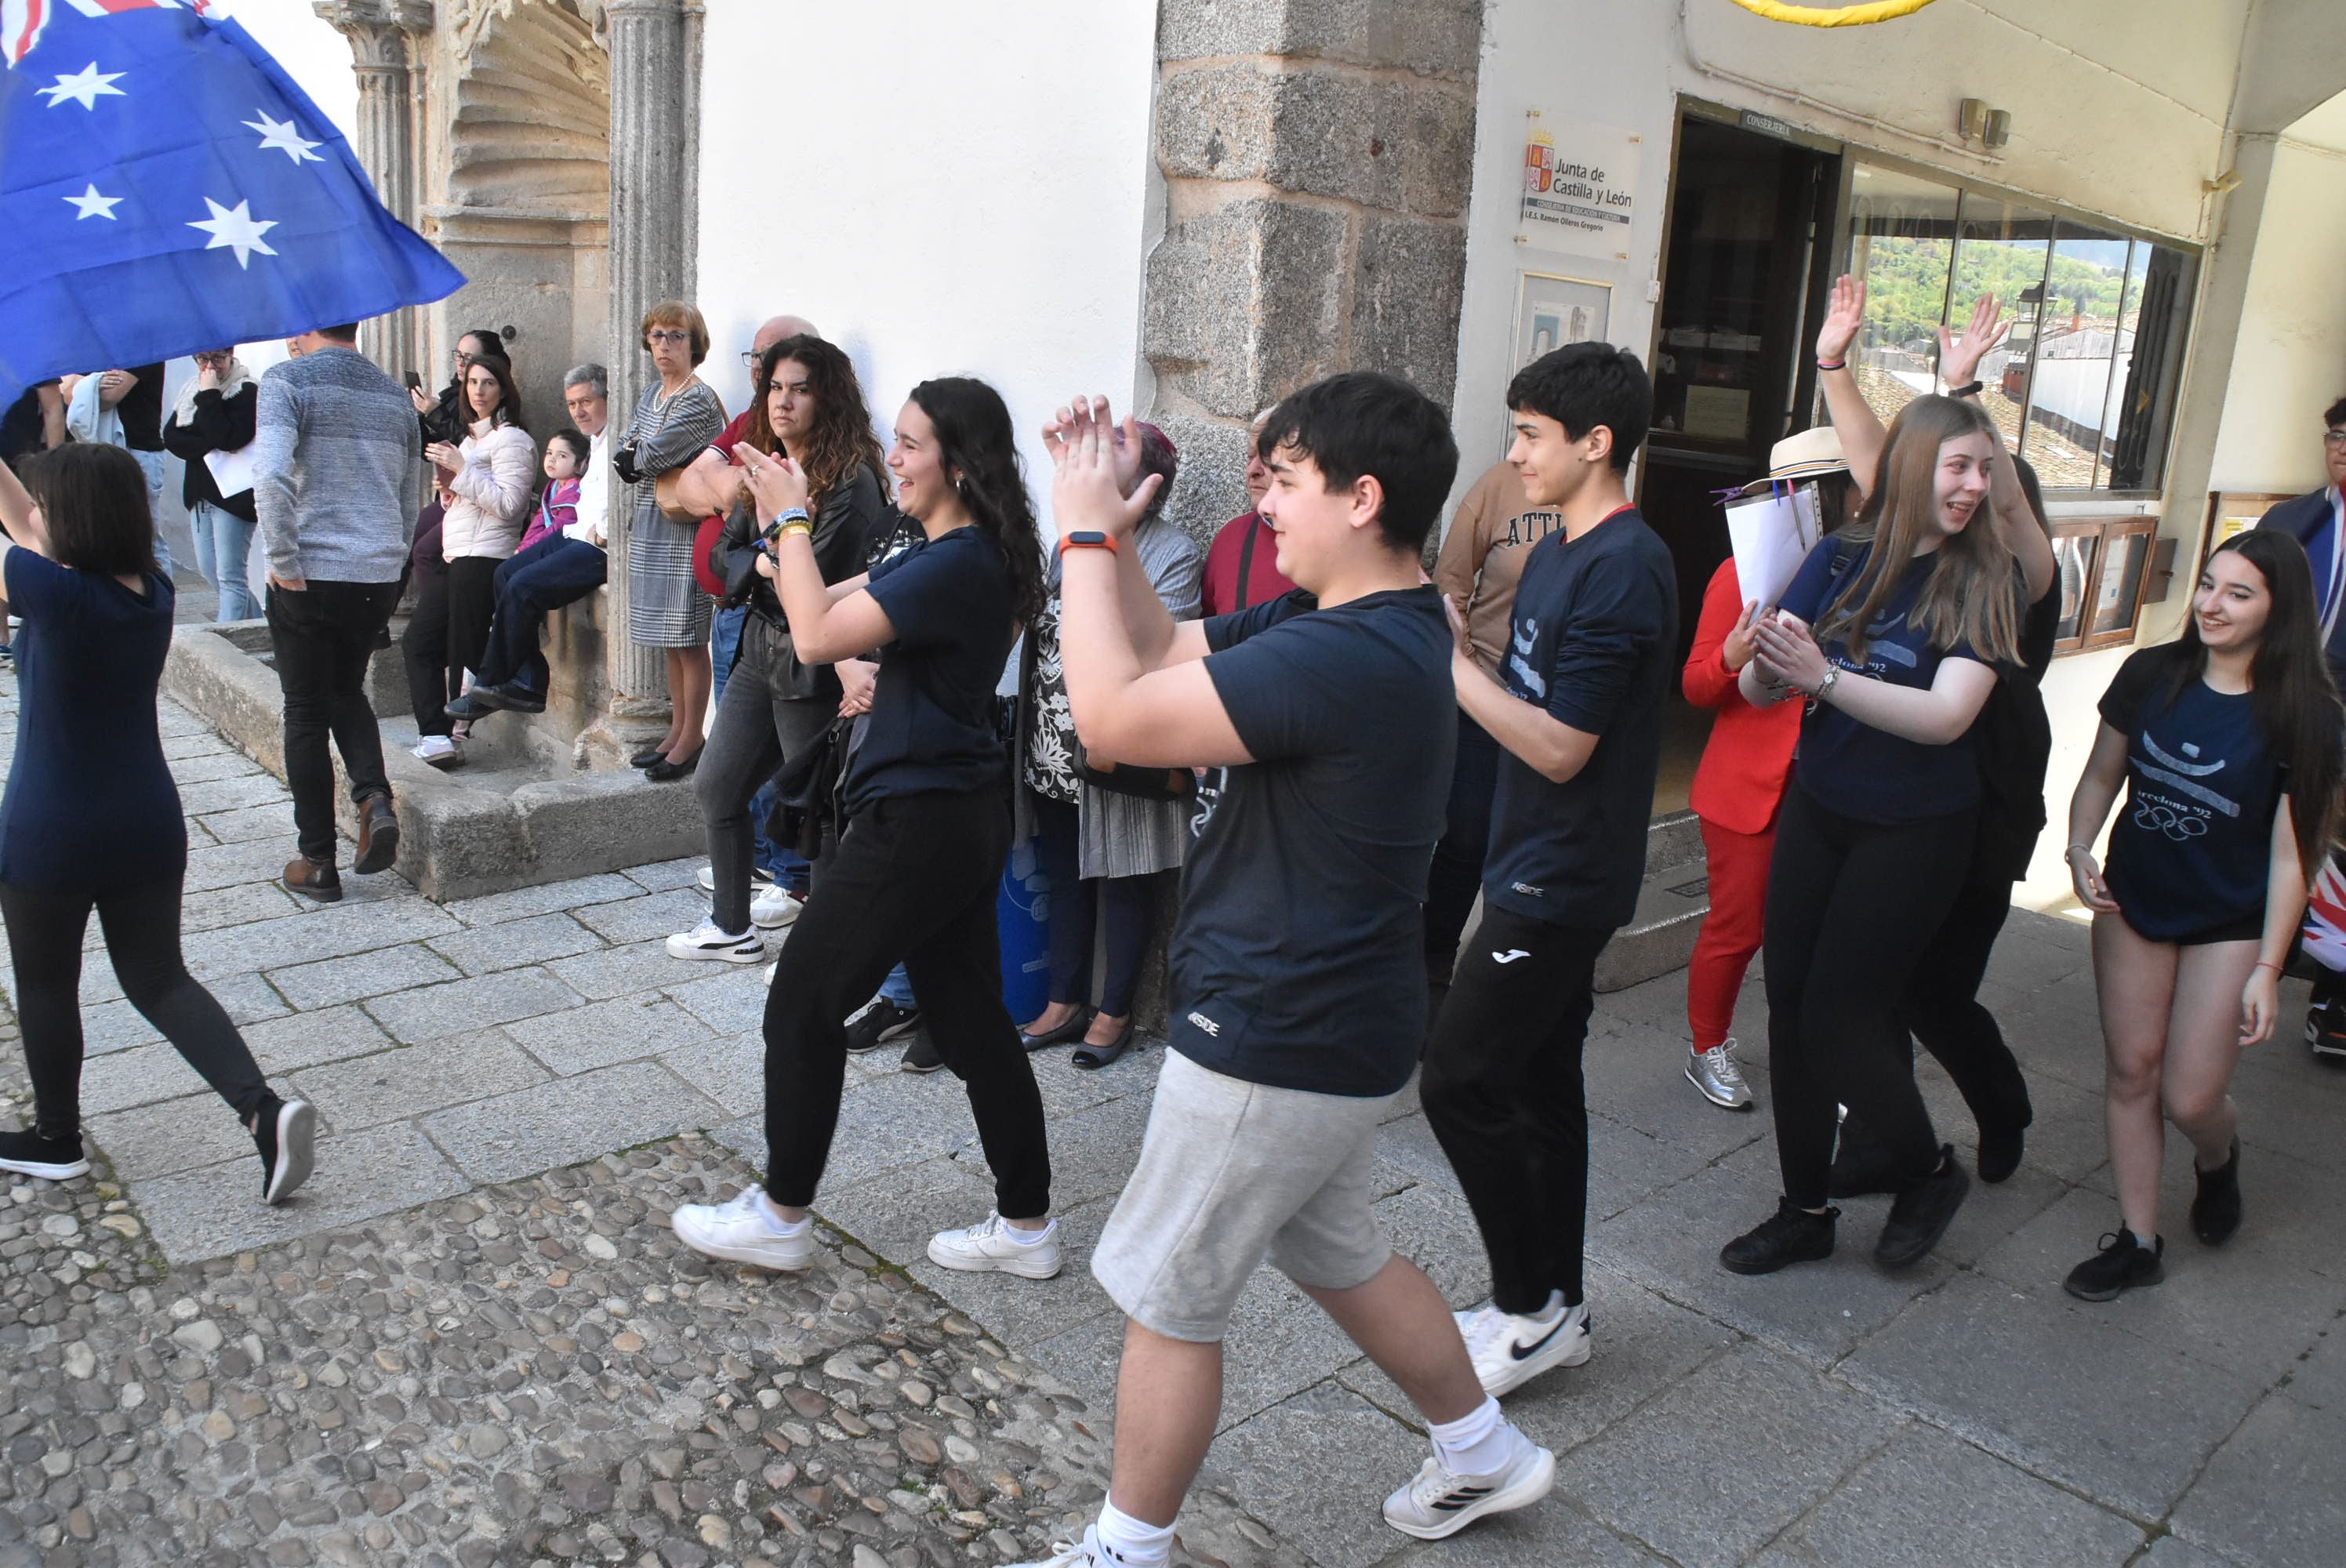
[625,497,711,648]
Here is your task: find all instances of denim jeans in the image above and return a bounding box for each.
[129,449,172,579]
[189,501,257,622]
[711,604,804,890]
[477,533,605,694]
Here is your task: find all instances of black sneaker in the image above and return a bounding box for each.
[0,1127,91,1181]
[1720,1198,1838,1275]
[899,1033,945,1075]
[2311,1013,2346,1062]
[2063,1230,2164,1301]
[2191,1137,2242,1247]
[1977,1120,2028,1185]
[1828,1115,1901,1199]
[1876,1144,1969,1269]
[845,999,921,1054]
[252,1096,317,1206]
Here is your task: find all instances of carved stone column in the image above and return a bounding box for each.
[314,1,431,385]
[585,0,702,760]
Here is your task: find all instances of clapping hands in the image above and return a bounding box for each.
[1045,396,1160,540]
[1750,609,1827,695]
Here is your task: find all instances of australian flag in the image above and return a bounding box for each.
[0,0,463,406]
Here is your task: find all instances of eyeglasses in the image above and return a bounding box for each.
[648,329,692,347]
[739,350,761,370]
[2325,428,2346,448]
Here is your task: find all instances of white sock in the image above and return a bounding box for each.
[754,1193,809,1234]
[1513,1289,1565,1327]
[1093,1498,1174,1567]
[1003,1216,1055,1242]
[1429,1396,1517,1477]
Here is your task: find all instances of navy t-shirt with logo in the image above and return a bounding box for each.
[1482,508,1678,931]
[1776,539,2000,825]
[2097,648,2286,942]
[846,525,1012,815]
[1169,586,1454,1098]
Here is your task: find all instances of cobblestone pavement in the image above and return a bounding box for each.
[2,685,2343,1567]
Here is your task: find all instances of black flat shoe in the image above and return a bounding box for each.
[442,691,493,722]
[645,747,703,782]
[1019,1009,1093,1051]
[1977,1122,2026,1185]
[630,746,667,768]
[2191,1138,2242,1246]
[1073,1018,1135,1070]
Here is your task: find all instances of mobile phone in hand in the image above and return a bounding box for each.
[403,371,423,392]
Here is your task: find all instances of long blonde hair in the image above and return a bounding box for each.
[1820,395,2021,667]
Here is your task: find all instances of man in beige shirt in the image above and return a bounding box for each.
[1425,460,1564,983]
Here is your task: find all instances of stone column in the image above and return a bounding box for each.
[315,1,430,386]
[585,0,703,761]
[1143,1,1484,549]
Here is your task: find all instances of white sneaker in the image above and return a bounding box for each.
[1382,1428,1556,1541]
[927,1211,1062,1279]
[750,885,804,930]
[1456,1296,1591,1398]
[664,921,764,963]
[1004,1530,1107,1567]
[412,735,463,769]
[1687,1040,1754,1109]
[697,862,776,894]
[670,1188,815,1271]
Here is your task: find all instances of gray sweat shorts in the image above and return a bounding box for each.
[1091,1049,1403,1342]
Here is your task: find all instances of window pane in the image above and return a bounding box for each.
[2106,243,2196,492]
[1949,195,2056,450]
[1847,163,1959,427]
[2053,533,2094,641]
[2021,226,2130,490]
[2090,528,2149,637]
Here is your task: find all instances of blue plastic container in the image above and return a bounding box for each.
[997,833,1053,1022]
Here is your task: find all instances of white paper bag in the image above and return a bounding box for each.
[1724,485,1823,609]
[202,443,257,499]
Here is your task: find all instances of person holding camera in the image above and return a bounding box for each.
[666,336,886,963]
[616,301,728,781]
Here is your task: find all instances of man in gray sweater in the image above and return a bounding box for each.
[252,323,418,902]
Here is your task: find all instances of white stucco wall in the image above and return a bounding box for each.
[2206,134,2346,495]
[694,0,1158,535]
[221,0,358,144]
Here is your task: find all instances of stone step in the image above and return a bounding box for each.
[1594,821,1711,994]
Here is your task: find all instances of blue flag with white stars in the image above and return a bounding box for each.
[0,0,463,408]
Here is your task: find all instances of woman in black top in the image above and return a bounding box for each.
[667,336,885,960]
[0,445,315,1203]
[1718,379,2049,1279]
[2061,530,2341,1299]
[666,376,1057,1279]
[161,348,260,622]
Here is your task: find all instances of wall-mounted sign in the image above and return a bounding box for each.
[1518,111,1640,260]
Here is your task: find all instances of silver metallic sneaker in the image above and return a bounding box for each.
[1687,1041,1754,1110]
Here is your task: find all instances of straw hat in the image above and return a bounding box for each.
[1738,426,1850,495]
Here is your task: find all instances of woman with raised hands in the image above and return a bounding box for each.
[2061,529,2340,1299]
[0,445,315,1204]
[664,376,1059,1284]
[1717,384,2039,1279]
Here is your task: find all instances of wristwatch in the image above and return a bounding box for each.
[1810,666,1841,702]
[1058,529,1117,557]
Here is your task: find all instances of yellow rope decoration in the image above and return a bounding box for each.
[1727,0,1940,25]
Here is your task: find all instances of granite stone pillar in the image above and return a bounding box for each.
[586,0,703,762]
[315,1,431,387]
[1144,0,1484,547]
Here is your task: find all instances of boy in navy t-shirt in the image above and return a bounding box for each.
[1422,343,1677,1402]
[1024,376,1556,1567]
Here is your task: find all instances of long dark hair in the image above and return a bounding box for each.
[751,336,884,509]
[462,354,525,433]
[907,377,1044,629]
[2157,528,2343,876]
[1824,394,2021,666]
[20,444,159,578]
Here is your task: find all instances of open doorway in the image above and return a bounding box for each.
[1640,108,1842,811]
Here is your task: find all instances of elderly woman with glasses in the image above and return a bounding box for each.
[616,300,728,780]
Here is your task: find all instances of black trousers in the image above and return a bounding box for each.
[443,556,500,713]
[1424,713,1501,978]
[1896,872,2034,1136]
[268,579,401,862]
[1,877,269,1138]
[1764,781,1976,1209]
[400,567,452,738]
[761,788,1050,1217]
[1422,904,1612,1314]
[1027,792,1159,1018]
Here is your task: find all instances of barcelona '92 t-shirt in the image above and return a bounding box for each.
[2097,648,2286,941]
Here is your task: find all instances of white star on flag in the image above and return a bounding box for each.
[187,198,278,269]
[37,61,126,111]
[63,184,123,221]
[242,109,323,165]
